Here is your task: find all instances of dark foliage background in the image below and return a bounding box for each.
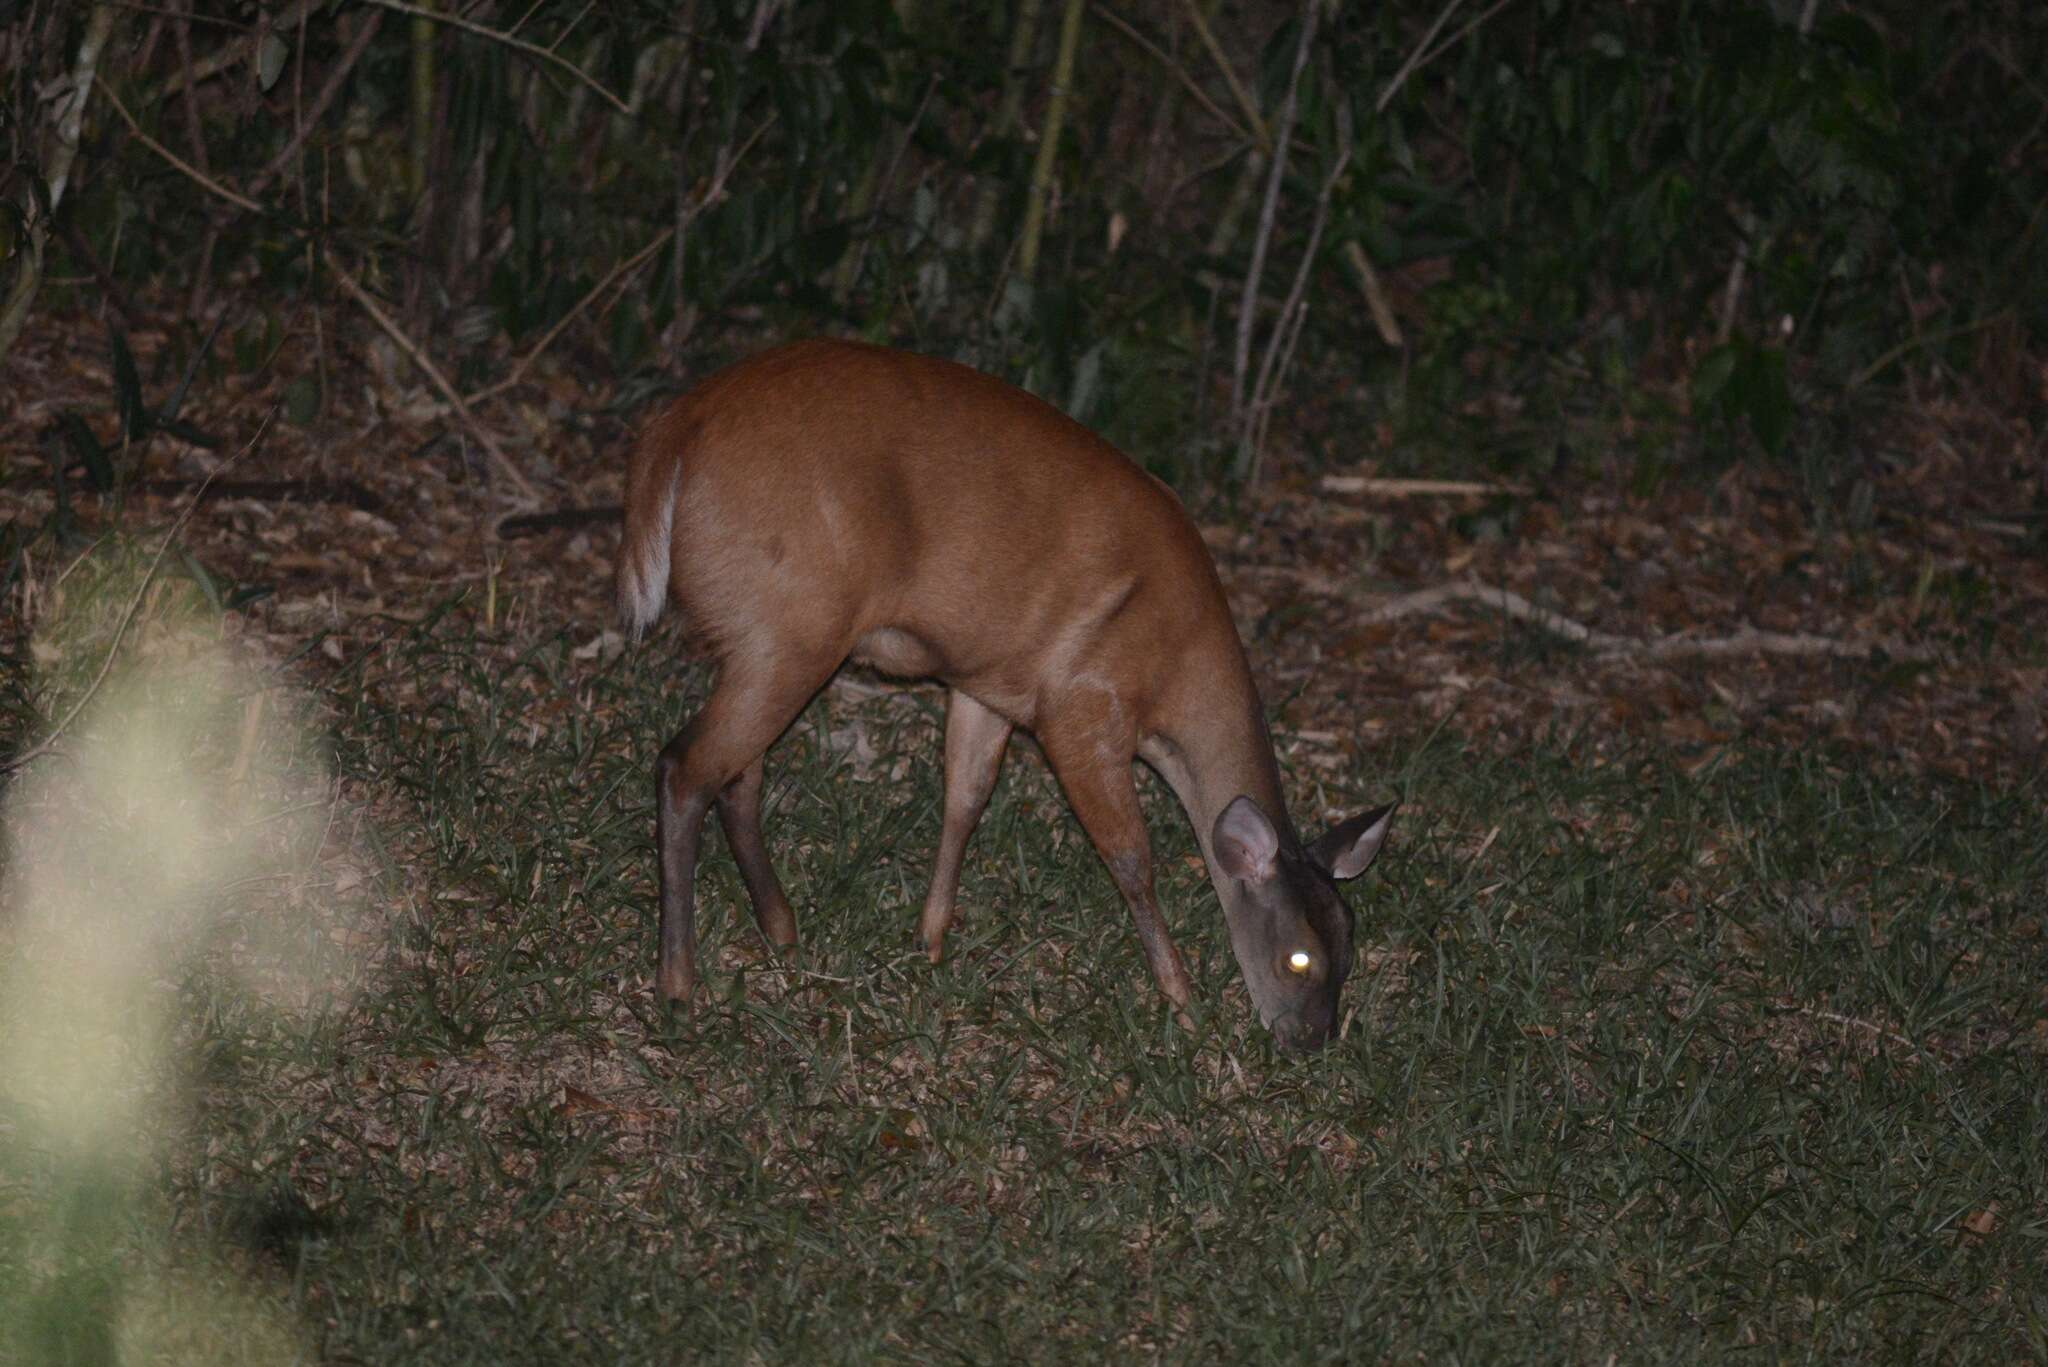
[2,0,2041,502]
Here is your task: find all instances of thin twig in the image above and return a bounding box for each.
[3,413,272,776]
[1182,0,1270,151]
[1797,1006,1920,1055]
[1375,0,1463,113]
[358,0,630,115]
[249,8,386,197]
[1846,310,2014,391]
[840,79,939,299]
[1092,3,1249,145]
[467,227,674,405]
[325,258,544,503]
[1377,0,1516,114]
[470,110,777,404]
[1319,476,1532,498]
[1243,91,1350,476]
[95,75,265,213]
[54,216,144,326]
[1231,0,1319,472]
[170,1,212,183]
[542,0,599,57]
[1343,240,1404,348]
[144,0,327,102]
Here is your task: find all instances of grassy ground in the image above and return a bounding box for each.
[4,590,2044,1362]
[118,604,2042,1362]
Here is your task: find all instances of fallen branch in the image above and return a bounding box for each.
[1363,580,1615,645]
[132,476,386,512]
[1320,476,1530,498]
[495,504,622,539]
[1628,625,1911,664]
[1357,578,1932,663]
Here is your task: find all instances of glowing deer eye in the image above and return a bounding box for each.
[1287,951,1313,974]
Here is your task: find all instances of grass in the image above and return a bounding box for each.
[9,601,2048,1361]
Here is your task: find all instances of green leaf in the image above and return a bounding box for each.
[233,316,274,374]
[57,412,113,492]
[610,298,646,371]
[1066,341,1105,422]
[283,375,320,425]
[109,327,147,441]
[1550,68,1575,135]
[154,418,221,449]
[225,582,275,611]
[1743,345,1793,455]
[177,548,224,612]
[1691,343,1739,411]
[257,33,289,92]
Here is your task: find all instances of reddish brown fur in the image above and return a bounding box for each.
[617,339,1391,1048]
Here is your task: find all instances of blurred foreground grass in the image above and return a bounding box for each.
[1,543,336,1364]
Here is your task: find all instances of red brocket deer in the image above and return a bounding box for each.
[617,339,1394,1050]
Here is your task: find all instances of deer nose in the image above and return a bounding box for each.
[1272,1008,1332,1052]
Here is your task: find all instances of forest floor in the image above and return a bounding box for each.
[7,301,2045,787]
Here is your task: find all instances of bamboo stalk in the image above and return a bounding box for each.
[970,0,1047,256]
[1230,0,1320,474]
[408,0,435,199]
[1016,0,1086,282]
[1181,0,1269,152]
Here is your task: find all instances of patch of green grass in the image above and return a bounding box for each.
[170,612,2047,1360]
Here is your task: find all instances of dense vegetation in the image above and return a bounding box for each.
[3,0,2041,495]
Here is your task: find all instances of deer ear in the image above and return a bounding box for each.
[1212,796,1280,883]
[1309,802,1397,881]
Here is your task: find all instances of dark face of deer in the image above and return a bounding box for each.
[1212,799,1396,1051]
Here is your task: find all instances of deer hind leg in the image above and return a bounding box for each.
[715,756,796,947]
[654,647,837,1002]
[916,689,1014,961]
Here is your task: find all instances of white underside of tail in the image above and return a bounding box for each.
[618,464,679,637]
